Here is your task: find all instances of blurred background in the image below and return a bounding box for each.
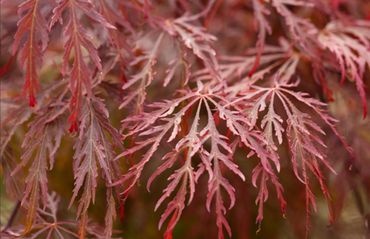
[1,0,370,238]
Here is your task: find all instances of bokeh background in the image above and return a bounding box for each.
[1,0,370,238]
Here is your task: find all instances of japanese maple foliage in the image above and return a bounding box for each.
[1,0,370,239]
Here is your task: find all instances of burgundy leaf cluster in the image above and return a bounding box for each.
[1,0,369,239]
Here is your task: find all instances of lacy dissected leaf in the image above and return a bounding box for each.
[201,98,246,239]
[252,163,286,227]
[118,33,165,142]
[50,0,115,132]
[227,53,298,95]
[95,97,123,238]
[113,91,201,198]
[112,88,202,235]
[318,20,370,118]
[70,96,123,238]
[163,48,191,87]
[13,0,49,107]
[269,0,319,52]
[151,100,203,238]
[10,100,67,234]
[194,40,295,95]
[250,0,272,77]
[3,0,368,238]
[277,79,354,235]
[0,81,66,162]
[236,88,284,172]
[123,33,162,90]
[104,188,118,238]
[4,190,115,238]
[119,33,165,163]
[2,192,103,238]
[113,81,283,238]
[229,61,297,156]
[209,93,277,174]
[0,81,66,163]
[232,75,353,236]
[162,13,220,82]
[25,192,80,239]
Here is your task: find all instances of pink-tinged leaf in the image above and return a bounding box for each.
[278,79,354,159]
[69,97,123,237]
[252,163,286,226]
[198,151,213,182]
[123,32,164,90]
[311,60,335,102]
[163,208,177,239]
[249,0,272,77]
[114,86,261,237]
[199,44,291,95]
[10,101,66,234]
[50,0,114,132]
[268,78,339,237]
[17,191,81,239]
[206,158,233,239]
[318,20,370,118]
[118,32,164,134]
[119,92,198,141]
[270,173,286,214]
[13,0,49,107]
[112,94,200,201]
[104,189,117,238]
[157,174,187,231]
[270,0,318,53]
[147,151,180,192]
[92,96,123,237]
[1,81,65,161]
[153,101,203,223]
[270,0,315,34]
[301,162,317,238]
[203,99,246,182]
[201,98,246,239]
[227,72,347,237]
[241,89,270,129]
[225,46,287,76]
[309,154,333,226]
[275,55,300,85]
[146,99,201,234]
[163,50,191,87]
[207,95,275,174]
[252,164,269,224]
[162,13,220,82]
[261,93,284,147]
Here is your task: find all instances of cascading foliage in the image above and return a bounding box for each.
[1,0,369,239]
